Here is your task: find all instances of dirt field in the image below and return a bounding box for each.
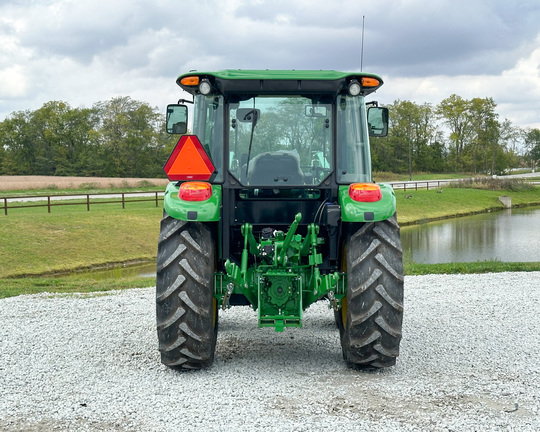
[0,176,169,191]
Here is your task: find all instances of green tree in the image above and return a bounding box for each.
[0,110,36,175]
[497,119,521,173]
[33,101,100,176]
[467,97,499,174]
[0,102,100,176]
[0,97,173,178]
[373,100,443,174]
[436,95,512,174]
[93,97,170,177]
[525,128,540,171]
[436,94,473,171]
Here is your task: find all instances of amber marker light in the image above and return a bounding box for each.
[180,76,200,86]
[361,77,381,87]
[349,183,382,202]
[179,182,212,201]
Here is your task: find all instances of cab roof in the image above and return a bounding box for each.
[176,69,384,96]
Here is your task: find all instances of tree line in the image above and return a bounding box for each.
[0,97,176,178]
[0,94,539,178]
[371,95,540,175]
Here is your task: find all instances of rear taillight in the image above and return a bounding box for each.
[349,183,382,202]
[179,182,212,201]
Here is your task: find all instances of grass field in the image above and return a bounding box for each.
[1,179,540,298]
[0,202,163,278]
[394,186,540,225]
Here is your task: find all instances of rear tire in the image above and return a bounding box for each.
[156,212,218,369]
[337,214,404,368]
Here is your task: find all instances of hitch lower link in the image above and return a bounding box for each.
[215,213,345,330]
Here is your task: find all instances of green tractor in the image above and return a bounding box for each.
[157,70,404,370]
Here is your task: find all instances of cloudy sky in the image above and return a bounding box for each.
[1,0,540,128]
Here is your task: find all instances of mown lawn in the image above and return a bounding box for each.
[1,185,540,298]
[394,187,540,225]
[0,202,163,278]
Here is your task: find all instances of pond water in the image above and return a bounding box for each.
[400,206,540,263]
[66,262,156,279]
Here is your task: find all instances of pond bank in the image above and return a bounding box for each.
[2,187,539,285]
[394,187,540,226]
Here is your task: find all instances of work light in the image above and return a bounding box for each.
[199,79,212,95]
[348,80,361,96]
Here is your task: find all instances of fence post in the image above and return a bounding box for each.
[48,196,51,213]
[122,193,125,209]
[4,198,7,216]
[155,192,159,207]
[87,195,90,211]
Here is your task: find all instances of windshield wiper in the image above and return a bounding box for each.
[244,109,259,179]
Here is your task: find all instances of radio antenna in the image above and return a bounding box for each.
[360,15,365,71]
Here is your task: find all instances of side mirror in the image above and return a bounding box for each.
[367,106,389,137]
[166,104,188,134]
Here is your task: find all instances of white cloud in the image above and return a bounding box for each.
[1,0,540,129]
[380,38,540,129]
[0,65,28,98]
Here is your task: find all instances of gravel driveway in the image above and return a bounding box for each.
[1,272,539,431]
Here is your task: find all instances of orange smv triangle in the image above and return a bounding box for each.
[164,135,215,181]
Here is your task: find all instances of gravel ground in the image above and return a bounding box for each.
[1,272,539,431]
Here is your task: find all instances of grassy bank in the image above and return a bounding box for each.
[395,187,540,225]
[0,202,163,278]
[0,275,157,299]
[1,185,539,298]
[405,260,540,276]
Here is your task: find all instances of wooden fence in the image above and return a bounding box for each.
[3,179,536,215]
[1,191,163,215]
[388,180,452,191]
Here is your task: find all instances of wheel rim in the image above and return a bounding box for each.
[341,295,348,327]
[341,242,348,327]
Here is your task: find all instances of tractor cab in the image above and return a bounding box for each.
[166,71,388,189]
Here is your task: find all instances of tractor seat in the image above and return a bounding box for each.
[247,151,304,185]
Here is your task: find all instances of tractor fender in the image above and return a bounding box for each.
[163,182,221,222]
[338,183,396,222]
